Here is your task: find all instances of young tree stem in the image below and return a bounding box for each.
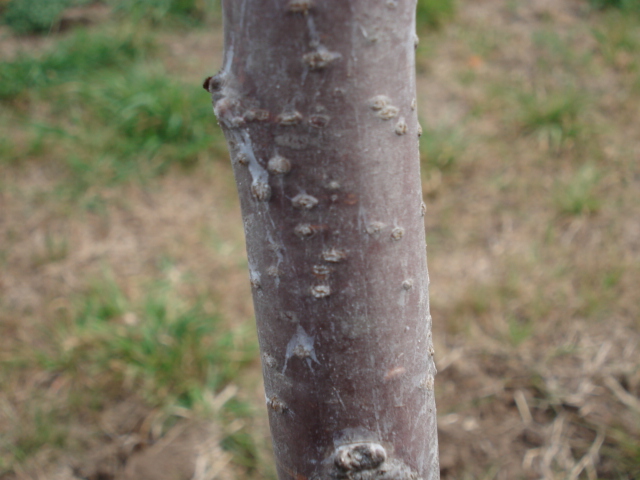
[207,1,439,478]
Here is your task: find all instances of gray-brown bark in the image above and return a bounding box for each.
[205,1,439,479]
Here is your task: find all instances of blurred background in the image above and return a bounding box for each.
[0,0,638,479]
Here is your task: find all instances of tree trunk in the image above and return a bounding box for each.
[205,1,439,479]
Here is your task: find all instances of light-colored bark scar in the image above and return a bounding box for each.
[283,325,320,374]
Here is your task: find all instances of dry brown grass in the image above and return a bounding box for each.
[420,0,640,478]
[0,0,639,478]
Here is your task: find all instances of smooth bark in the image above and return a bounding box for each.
[206,1,439,479]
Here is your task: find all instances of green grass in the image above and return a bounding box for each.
[518,89,585,152]
[592,11,640,79]
[588,0,640,12]
[532,28,597,74]
[419,125,465,173]
[0,136,13,160]
[2,0,74,34]
[109,0,221,25]
[554,164,602,216]
[507,317,535,346]
[41,275,257,408]
[416,0,456,30]
[90,67,223,162]
[603,427,640,478]
[50,65,226,192]
[0,28,154,101]
[0,274,259,471]
[1,0,221,34]
[7,403,69,462]
[0,24,226,194]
